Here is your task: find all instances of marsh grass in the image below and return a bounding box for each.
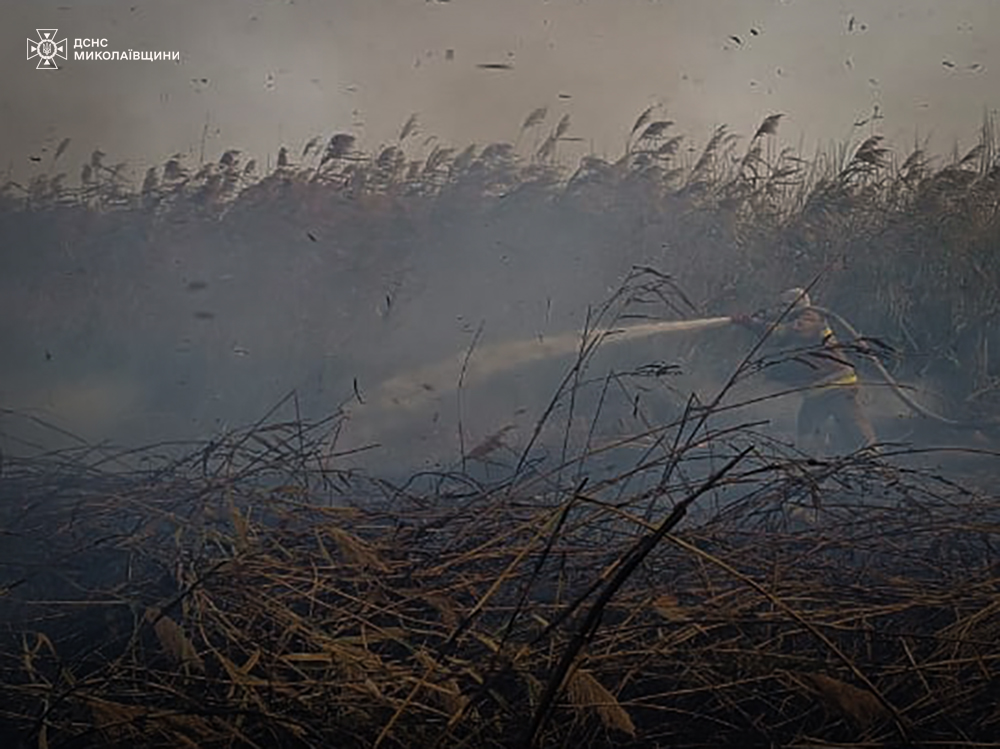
[0,362,998,748]
[2,109,1000,746]
[1,273,999,748]
[3,109,1000,413]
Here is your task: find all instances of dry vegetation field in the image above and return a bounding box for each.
[1,110,1000,747]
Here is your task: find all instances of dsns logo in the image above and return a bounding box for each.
[27,29,68,70]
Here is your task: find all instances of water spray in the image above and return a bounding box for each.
[330,304,996,468]
[369,316,733,413]
[326,316,732,462]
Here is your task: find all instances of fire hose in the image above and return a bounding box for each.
[767,306,997,431]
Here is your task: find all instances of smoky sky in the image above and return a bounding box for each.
[2,0,1000,182]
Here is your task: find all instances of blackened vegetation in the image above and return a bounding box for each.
[0,394,998,748]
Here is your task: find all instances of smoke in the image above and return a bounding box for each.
[3,0,998,182]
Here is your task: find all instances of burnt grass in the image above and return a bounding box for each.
[1,111,1000,747]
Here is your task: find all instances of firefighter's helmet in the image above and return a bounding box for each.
[778,287,811,310]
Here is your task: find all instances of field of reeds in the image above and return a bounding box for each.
[1,392,998,748]
[2,109,1000,747]
[3,107,1000,427]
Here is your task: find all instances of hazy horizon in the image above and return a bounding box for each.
[3,0,1000,184]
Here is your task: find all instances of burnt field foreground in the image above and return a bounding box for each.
[0,398,999,749]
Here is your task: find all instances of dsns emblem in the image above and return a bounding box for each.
[27,29,68,70]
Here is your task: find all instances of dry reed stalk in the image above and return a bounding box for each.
[145,607,205,674]
[790,671,889,731]
[566,667,636,736]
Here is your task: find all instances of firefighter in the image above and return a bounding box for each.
[731,288,877,455]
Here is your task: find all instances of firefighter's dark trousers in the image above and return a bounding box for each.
[797,384,877,455]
